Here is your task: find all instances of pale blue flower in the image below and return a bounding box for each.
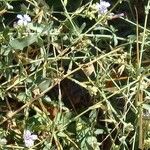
[96,0,110,14]
[17,14,31,26]
[23,130,37,148]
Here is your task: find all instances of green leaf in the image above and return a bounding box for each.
[17,92,27,102]
[57,132,66,138]
[9,34,38,50]
[94,129,104,135]
[38,80,51,92]
[142,103,150,110]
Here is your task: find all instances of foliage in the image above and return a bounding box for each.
[0,0,150,149]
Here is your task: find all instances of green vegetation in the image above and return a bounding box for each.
[0,0,150,149]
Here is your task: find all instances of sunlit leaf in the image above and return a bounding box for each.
[9,34,38,50]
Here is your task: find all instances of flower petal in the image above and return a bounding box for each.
[101,1,110,8]
[23,21,28,26]
[17,14,23,19]
[17,20,24,26]
[24,14,31,22]
[31,134,38,140]
[24,130,31,137]
[25,139,34,148]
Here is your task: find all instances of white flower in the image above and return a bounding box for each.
[23,130,37,148]
[17,14,31,26]
[96,0,110,14]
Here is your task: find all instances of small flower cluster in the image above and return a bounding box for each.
[96,0,124,19]
[14,14,31,27]
[23,130,37,148]
[17,14,31,26]
[96,0,110,15]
